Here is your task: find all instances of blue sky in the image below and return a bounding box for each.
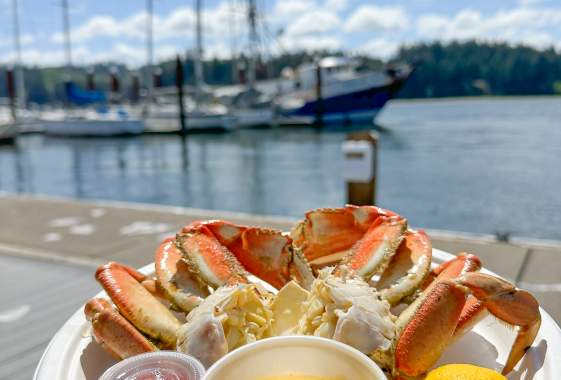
[1,0,561,67]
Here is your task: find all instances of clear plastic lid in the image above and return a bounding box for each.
[99,351,206,380]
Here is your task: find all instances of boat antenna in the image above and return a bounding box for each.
[146,0,154,103]
[194,0,204,91]
[61,0,72,68]
[12,0,26,111]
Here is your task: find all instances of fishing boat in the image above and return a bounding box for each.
[276,57,412,125]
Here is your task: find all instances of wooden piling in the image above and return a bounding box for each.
[6,68,16,121]
[315,61,323,127]
[86,69,95,90]
[344,131,378,206]
[110,67,120,94]
[153,68,163,89]
[130,73,140,104]
[176,55,187,135]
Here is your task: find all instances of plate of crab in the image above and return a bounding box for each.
[34,205,560,380]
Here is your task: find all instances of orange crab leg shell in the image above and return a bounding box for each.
[457,272,541,375]
[176,231,248,288]
[95,262,181,346]
[377,229,432,305]
[339,216,407,279]
[291,205,393,261]
[395,280,466,377]
[85,298,157,360]
[155,240,209,312]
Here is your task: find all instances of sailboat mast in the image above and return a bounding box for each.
[62,0,72,68]
[12,0,26,110]
[194,0,204,89]
[247,0,258,89]
[146,0,154,101]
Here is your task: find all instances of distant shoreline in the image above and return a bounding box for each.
[392,94,561,103]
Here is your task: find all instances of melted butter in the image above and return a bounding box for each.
[255,375,345,380]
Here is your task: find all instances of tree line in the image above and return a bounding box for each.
[1,41,560,105]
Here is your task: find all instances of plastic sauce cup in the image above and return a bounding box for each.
[99,351,205,380]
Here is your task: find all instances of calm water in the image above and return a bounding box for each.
[1,97,561,240]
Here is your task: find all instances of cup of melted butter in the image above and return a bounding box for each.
[203,336,385,380]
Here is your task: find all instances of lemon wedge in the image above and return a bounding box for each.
[426,364,507,380]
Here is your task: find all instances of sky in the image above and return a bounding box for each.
[1,0,561,67]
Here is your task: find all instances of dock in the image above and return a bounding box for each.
[0,194,559,379]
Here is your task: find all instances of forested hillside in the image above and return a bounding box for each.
[1,41,561,104]
[394,41,561,97]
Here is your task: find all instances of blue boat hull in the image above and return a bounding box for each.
[285,77,407,125]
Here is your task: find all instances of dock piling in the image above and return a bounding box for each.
[315,61,323,127]
[342,132,378,205]
[6,68,16,121]
[176,55,187,135]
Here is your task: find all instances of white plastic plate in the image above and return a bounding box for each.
[34,249,561,380]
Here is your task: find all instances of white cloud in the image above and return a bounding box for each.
[52,13,147,43]
[0,33,35,48]
[416,6,561,50]
[345,5,409,32]
[325,0,348,12]
[279,35,343,52]
[51,3,245,45]
[358,38,400,59]
[273,0,317,20]
[285,10,342,36]
[0,42,180,67]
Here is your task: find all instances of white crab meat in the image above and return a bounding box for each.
[297,268,396,360]
[176,284,273,367]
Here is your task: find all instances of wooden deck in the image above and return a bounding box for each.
[0,254,97,380]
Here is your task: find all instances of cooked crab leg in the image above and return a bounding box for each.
[393,273,541,377]
[179,221,314,290]
[176,228,250,288]
[85,298,156,360]
[425,252,482,286]
[457,272,541,375]
[338,216,407,279]
[95,262,182,347]
[155,239,210,312]
[376,229,432,305]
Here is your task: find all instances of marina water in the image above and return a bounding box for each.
[1,97,560,240]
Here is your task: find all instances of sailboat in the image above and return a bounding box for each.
[218,0,276,129]
[0,0,27,143]
[143,0,236,132]
[40,0,144,137]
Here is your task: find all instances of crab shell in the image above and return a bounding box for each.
[176,283,274,367]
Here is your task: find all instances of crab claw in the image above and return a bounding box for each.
[84,298,156,360]
[179,221,314,290]
[457,272,541,375]
[291,205,395,262]
[155,240,210,312]
[376,229,432,305]
[95,262,182,347]
[393,273,541,377]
